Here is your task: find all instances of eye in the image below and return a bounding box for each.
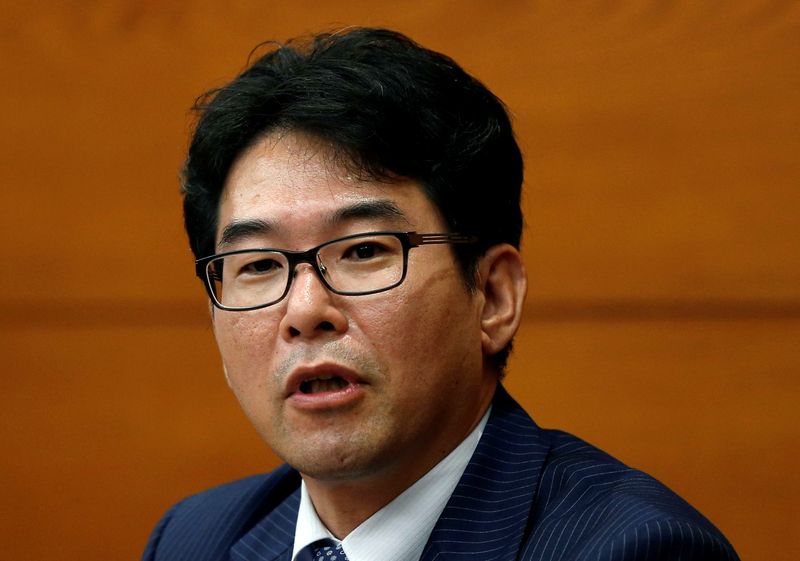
[241,257,283,275]
[343,241,386,261]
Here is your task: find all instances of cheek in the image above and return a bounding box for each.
[213,312,281,382]
[357,278,478,377]
[356,289,417,344]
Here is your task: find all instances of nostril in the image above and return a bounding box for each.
[287,322,335,338]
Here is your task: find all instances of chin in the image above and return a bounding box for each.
[291,455,379,482]
[283,439,394,483]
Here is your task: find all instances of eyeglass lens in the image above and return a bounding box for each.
[207,233,407,309]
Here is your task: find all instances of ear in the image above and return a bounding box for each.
[476,244,527,357]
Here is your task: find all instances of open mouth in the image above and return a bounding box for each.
[299,375,350,394]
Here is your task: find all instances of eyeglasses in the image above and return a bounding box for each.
[196,231,477,311]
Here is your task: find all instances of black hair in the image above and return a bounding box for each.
[183,27,524,369]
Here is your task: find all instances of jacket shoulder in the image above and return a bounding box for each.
[524,430,739,560]
[142,465,299,561]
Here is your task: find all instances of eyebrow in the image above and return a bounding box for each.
[218,218,274,248]
[326,199,410,228]
[217,199,411,249]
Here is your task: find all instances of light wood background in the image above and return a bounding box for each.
[1,2,798,559]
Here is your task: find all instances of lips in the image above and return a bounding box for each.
[299,375,350,394]
[284,363,366,409]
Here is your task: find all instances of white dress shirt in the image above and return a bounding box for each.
[291,408,490,561]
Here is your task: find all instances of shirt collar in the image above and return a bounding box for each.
[291,407,490,561]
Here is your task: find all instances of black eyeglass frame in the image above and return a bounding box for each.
[195,231,478,311]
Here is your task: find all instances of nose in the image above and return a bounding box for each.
[279,263,348,341]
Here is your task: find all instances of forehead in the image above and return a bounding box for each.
[217,132,443,247]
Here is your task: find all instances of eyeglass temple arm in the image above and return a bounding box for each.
[409,232,478,246]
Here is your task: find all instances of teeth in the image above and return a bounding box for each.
[300,377,349,394]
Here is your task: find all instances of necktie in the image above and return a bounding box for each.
[311,540,349,561]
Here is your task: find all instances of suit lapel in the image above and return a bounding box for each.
[231,485,300,561]
[421,385,551,561]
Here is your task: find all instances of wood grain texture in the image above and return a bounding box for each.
[1,2,797,560]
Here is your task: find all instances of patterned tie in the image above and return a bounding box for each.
[310,540,349,561]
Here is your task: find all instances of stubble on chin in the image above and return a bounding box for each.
[262,339,391,478]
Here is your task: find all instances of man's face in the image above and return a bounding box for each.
[212,132,497,487]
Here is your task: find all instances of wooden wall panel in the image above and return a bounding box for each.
[1,323,273,559]
[507,318,800,561]
[2,318,797,560]
[2,1,798,305]
[1,2,798,560]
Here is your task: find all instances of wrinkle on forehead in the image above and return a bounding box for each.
[218,131,343,218]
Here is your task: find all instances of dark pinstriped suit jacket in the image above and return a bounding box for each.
[142,386,739,560]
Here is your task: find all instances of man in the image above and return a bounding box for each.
[143,27,739,561]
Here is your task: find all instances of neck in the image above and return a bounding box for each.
[303,471,422,539]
